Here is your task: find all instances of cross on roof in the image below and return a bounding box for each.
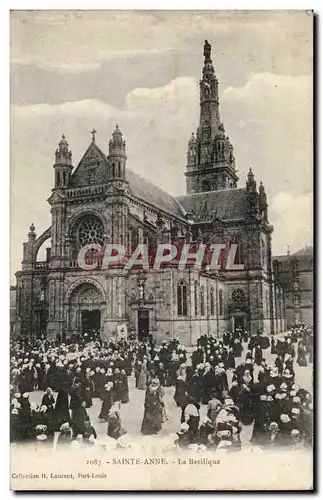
[91,129,97,142]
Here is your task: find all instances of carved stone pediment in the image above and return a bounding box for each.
[47,190,66,205]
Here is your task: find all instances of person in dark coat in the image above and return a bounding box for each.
[226,348,235,370]
[82,417,97,445]
[207,391,222,425]
[119,369,129,403]
[53,388,70,430]
[107,402,126,440]
[233,339,243,358]
[141,382,163,435]
[71,400,88,438]
[254,345,263,366]
[113,369,123,402]
[297,342,308,367]
[271,336,276,355]
[201,365,216,405]
[250,394,269,445]
[186,370,202,403]
[198,417,215,446]
[175,423,192,449]
[35,362,46,391]
[174,375,186,408]
[274,354,284,376]
[182,397,200,443]
[237,371,254,425]
[98,382,116,421]
[81,369,94,408]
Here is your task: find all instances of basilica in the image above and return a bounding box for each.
[14,41,285,345]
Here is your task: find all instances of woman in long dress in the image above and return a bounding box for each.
[254,345,263,366]
[140,382,163,435]
[296,342,308,367]
[137,359,148,390]
[71,400,89,438]
[53,388,70,430]
[119,369,129,404]
[174,375,186,408]
[98,382,116,421]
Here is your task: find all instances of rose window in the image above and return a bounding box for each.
[76,215,104,249]
[232,288,245,305]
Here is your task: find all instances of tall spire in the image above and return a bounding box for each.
[198,40,220,135]
[185,41,238,194]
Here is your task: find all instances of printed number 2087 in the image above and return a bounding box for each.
[86,459,102,466]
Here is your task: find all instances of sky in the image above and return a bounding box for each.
[10,10,313,282]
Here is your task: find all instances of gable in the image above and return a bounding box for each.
[70,142,109,188]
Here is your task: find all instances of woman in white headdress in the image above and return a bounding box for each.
[107,402,126,440]
[57,422,73,446]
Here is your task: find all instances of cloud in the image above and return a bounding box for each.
[271,191,313,254]
[222,72,312,196]
[11,10,312,76]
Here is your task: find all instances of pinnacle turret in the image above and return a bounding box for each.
[55,134,72,166]
[53,134,73,189]
[107,125,127,180]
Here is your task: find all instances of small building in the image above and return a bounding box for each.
[273,246,313,327]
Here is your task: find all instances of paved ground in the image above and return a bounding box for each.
[28,341,313,443]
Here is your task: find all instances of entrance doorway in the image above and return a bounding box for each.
[233,315,245,332]
[82,309,101,338]
[138,309,149,341]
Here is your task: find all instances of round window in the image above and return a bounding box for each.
[75,215,104,249]
[232,288,245,305]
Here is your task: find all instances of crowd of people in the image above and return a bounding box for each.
[10,325,313,453]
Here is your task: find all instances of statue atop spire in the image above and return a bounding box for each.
[203,40,212,61]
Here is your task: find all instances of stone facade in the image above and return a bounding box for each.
[273,246,313,327]
[14,41,285,345]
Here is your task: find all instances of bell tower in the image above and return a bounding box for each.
[53,134,73,189]
[107,125,127,181]
[185,40,239,194]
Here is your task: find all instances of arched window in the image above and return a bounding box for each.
[55,171,59,187]
[219,289,224,316]
[194,281,199,317]
[118,162,121,177]
[177,281,188,317]
[210,287,215,316]
[112,162,116,177]
[200,286,205,316]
